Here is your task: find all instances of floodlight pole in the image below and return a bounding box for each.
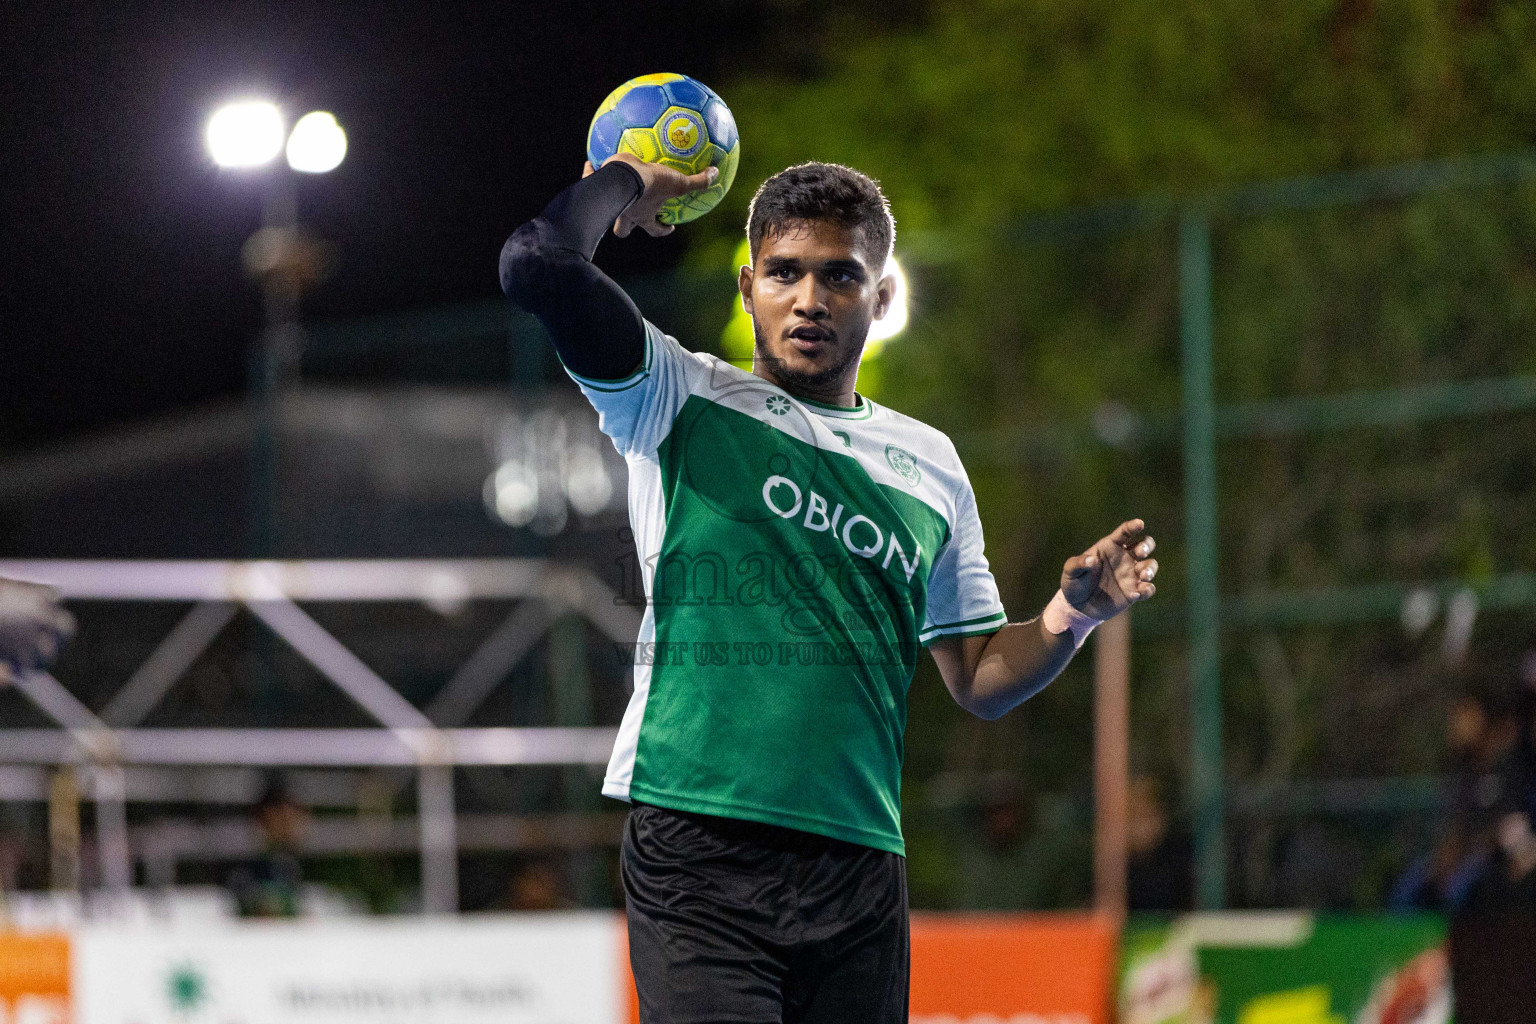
[1179,210,1225,909]
[248,170,303,559]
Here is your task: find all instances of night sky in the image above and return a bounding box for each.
[2,2,790,447]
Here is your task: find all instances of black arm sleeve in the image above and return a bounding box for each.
[499,162,647,381]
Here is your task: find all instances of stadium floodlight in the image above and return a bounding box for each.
[864,255,909,350]
[285,111,347,173]
[206,100,286,169]
[486,461,539,528]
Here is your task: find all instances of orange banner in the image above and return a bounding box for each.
[910,913,1114,1024]
[0,931,71,1022]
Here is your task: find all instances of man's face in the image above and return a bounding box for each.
[738,219,893,392]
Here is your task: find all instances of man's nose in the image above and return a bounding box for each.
[792,276,830,318]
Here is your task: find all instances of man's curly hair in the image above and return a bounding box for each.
[745,162,895,269]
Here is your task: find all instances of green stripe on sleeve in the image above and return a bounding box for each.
[563,328,654,390]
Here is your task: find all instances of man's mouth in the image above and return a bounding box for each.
[787,324,833,349]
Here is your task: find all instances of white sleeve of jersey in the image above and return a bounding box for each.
[919,470,1007,645]
[564,319,695,457]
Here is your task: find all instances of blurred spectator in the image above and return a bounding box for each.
[1460,666,1536,913]
[1392,686,1525,911]
[227,777,309,918]
[1467,811,1536,905]
[950,773,1089,910]
[500,857,574,911]
[1516,651,1536,820]
[0,578,74,676]
[1126,775,1193,911]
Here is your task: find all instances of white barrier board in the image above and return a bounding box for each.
[74,914,624,1024]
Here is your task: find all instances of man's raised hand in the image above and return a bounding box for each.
[1059,519,1158,621]
[581,153,718,238]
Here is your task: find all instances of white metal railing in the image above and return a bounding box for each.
[0,559,642,913]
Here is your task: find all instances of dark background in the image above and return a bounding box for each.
[0,0,828,447]
[6,0,1536,917]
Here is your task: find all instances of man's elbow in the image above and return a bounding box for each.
[498,222,554,306]
[966,698,1009,722]
[950,682,1008,721]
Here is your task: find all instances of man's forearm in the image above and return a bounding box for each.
[961,617,1078,720]
[498,162,647,381]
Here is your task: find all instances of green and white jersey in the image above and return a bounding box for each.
[570,321,1006,855]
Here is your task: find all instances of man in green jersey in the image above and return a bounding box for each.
[501,153,1158,1024]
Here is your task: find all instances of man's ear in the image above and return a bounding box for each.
[738,263,755,316]
[872,273,896,321]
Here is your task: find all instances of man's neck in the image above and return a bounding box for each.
[750,361,861,409]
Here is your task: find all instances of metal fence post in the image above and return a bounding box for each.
[417,763,458,914]
[1179,210,1225,909]
[1093,613,1131,920]
[93,764,132,895]
[550,612,600,906]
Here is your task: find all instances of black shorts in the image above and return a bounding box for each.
[622,802,909,1024]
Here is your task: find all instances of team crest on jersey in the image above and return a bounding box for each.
[885,444,921,486]
[662,113,703,156]
[766,395,790,415]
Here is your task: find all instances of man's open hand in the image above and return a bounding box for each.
[582,153,717,238]
[1059,519,1158,621]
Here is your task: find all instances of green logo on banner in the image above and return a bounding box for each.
[167,962,209,1012]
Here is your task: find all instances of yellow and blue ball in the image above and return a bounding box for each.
[586,73,740,225]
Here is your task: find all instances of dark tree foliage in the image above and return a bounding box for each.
[675,0,1536,908]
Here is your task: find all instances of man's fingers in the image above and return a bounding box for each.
[1109,518,1146,547]
[1134,582,1156,600]
[582,160,595,178]
[615,213,676,238]
[681,166,719,194]
[1134,535,1156,559]
[1136,558,1159,582]
[1063,552,1099,578]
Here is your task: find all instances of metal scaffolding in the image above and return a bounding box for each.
[0,559,641,913]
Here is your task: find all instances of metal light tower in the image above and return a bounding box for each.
[206,99,347,557]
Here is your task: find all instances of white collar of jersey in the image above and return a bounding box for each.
[795,393,875,420]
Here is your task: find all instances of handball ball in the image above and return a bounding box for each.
[586,73,740,225]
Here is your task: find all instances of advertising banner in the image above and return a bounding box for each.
[73,914,624,1024]
[906,914,1115,1024]
[0,932,70,1024]
[1119,912,1451,1024]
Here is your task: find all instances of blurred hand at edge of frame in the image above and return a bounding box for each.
[0,578,77,681]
